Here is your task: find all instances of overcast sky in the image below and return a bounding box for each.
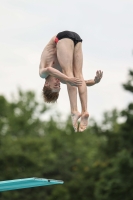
[0,0,133,121]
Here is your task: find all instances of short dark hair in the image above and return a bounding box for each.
[42,85,59,103]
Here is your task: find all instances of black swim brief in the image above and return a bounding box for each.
[55,31,82,46]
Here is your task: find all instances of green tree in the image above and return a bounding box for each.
[92,69,133,200]
[1,69,133,200]
[0,89,99,200]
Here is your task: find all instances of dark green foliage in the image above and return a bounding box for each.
[0,69,133,200]
[122,70,133,93]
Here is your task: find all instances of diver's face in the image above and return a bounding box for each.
[45,76,61,92]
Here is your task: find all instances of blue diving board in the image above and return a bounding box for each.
[0,177,64,192]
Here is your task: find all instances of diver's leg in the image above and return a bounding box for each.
[73,42,89,132]
[56,39,81,131]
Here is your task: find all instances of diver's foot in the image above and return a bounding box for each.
[79,112,89,132]
[71,111,81,132]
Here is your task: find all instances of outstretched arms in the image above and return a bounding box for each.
[85,70,103,87]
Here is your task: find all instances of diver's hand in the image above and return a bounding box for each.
[67,77,82,86]
[94,70,103,83]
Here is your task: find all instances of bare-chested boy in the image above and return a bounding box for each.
[39,31,103,132]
